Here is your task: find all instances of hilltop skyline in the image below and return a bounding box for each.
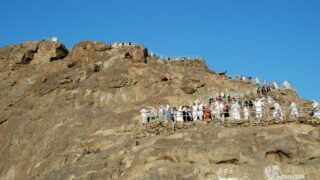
[0,0,319,101]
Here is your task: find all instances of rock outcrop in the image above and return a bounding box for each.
[0,40,317,180]
[0,41,68,70]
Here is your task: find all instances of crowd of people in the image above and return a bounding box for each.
[112,41,136,48]
[233,75,260,85]
[149,53,205,62]
[233,76,293,96]
[140,93,320,124]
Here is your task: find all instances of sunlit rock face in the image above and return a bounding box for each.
[0,40,318,180]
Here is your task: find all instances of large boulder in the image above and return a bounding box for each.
[0,41,68,67]
[179,78,205,94]
[121,45,148,63]
[31,41,68,64]
[66,41,111,67]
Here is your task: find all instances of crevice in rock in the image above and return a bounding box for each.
[0,118,8,126]
[215,159,240,165]
[308,157,319,161]
[155,155,176,162]
[265,150,293,163]
[18,47,38,64]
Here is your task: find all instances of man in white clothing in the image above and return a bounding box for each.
[220,92,225,98]
[198,103,204,120]
[243,106,250,120]
[255,77,260,85]
[273,102,284,120]
[192,103,199,121]
[312,100,319,111]
[158,106,165,120]
[283,80,292,90]
[219,101,225,121]
[140,108,148,124]
[231,100,241,121]
[213,100,221,119]
[267,96,274,105]
[290,102,299,118]
[311,100,320,119]
[177,106,184,122]
[255,100,263,119]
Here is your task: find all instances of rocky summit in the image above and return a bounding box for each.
[0,40,319,180]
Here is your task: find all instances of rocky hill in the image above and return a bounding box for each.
[0,40,319,180]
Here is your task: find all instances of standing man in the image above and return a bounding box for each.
[255,99,263,119]
[273,102,284,120]
[290,102,299,118]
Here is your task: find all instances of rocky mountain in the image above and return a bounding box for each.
[0,40,319,180]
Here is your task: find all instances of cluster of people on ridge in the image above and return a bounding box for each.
[140,92,319,124]
[148,52,204,62]
[112,42,136,48]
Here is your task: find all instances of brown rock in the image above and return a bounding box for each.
[0,40,316,180]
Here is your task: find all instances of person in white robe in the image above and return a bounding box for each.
[192,103,199,121]
[158,106,165,120]
[140,108,148,124]
[312,100,319,111]
[220,92,225,98]
[255,100,263,119]
[198,103,204,120]
[290,102,299,118]
[311,100,320,119]
[231,100,241,121]
[213,100,221,119]
[255,77,260,85]
[219,101,225,120]
[273,102,284,120]
[267,96,274,105]
[243,106,250,120]
[283,81,292,90]
[177,106,184,122]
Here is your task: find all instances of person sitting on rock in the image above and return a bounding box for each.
[290,101,299,119]
[273,102,284,120]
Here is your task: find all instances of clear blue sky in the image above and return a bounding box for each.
[1,0,319,101]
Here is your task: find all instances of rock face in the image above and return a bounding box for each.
[0,41,68,68]
[0,40,318,180]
